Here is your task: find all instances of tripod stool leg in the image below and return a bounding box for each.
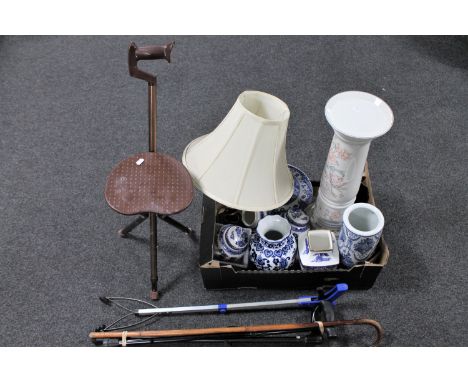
[118,214,149,237]
[158,214,195,237]
[149,212,159,300]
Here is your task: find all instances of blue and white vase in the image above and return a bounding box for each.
[286,207,310,234]
[217,224,250,260]
[338,203,384,268]
[249,215,297,270]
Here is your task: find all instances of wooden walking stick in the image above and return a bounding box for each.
[90,318,384,347]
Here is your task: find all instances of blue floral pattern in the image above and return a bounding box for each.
[218,225,250,258]
[249,232,297,271]
[304,238,310,254]
[287,207,310,234]
[312,253,331,262]
[338,224,381,268]
[229,226,249,248]
[271,165,314,215]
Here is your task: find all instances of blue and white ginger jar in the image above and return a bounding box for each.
[286,207,310,234]
[249,215,297,270]
[218,224,250,260]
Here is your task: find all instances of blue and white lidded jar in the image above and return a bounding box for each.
[286,207,310,234]
[249,215,297,270]
[217,224,250,260]
[338,203,384,268]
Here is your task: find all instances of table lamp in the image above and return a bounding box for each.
[182,90,294,212]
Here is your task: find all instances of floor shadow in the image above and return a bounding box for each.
[152,240,200,296]
[121,233,149,245]
[370,190,430,293]
[405,36,468,70]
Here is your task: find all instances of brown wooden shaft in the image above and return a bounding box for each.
[149,212,158,293]
[89,319,383,346]
[90,323,312,339]
[149,84,156,152]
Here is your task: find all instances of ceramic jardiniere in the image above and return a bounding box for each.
[338,203,384,268]
[312,91,393,230]
[249,215,297,270]
[217,224,250,260]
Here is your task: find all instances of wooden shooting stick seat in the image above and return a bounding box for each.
[105,42,194,300]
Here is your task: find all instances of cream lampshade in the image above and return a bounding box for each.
[182,90,294,211]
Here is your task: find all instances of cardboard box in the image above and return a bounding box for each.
[199,165,389,290]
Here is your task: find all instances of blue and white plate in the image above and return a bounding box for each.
[298,231,339,270]
[272,165,314,215]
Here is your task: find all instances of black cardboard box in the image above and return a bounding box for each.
[199,165,389,290]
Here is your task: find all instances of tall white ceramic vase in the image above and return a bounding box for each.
[312,91,393,230]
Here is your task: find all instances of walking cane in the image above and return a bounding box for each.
[89,318,384,347]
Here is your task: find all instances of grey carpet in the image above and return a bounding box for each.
[0,36,466,346]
